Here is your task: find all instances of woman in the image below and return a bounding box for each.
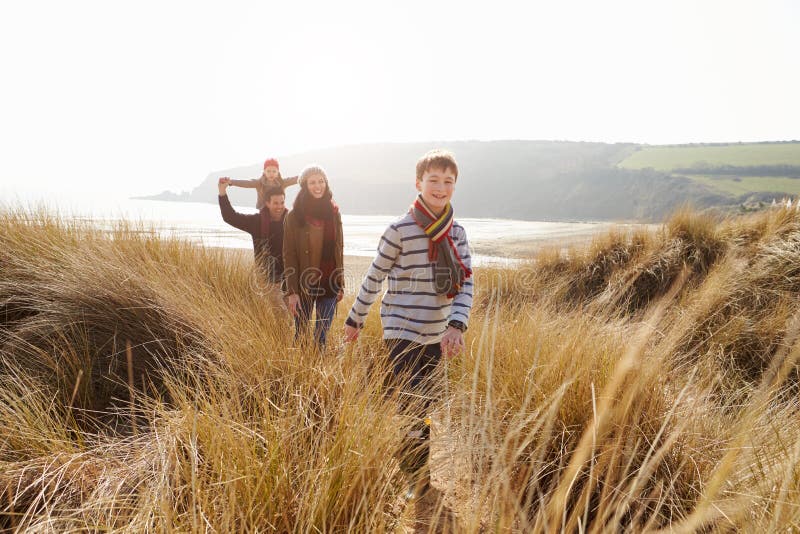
[283,165,344,347]
[221,157,298,209]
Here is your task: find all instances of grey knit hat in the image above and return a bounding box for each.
[298,165,328,186]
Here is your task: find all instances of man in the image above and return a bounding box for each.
[218,179,287,289]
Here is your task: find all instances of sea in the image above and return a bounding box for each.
[0,191,626,266]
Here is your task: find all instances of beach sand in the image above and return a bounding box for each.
[345,220,652,271]
[221,220,653,291]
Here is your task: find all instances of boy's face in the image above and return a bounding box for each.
[416,165,456,214]
[265,194,285,221]
[262,166,279,181]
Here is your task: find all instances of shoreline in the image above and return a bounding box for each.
[0,202,656,266]
[217,219,657,288]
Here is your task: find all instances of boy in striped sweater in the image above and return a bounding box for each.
[343,149,473,499]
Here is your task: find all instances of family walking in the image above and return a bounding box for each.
[217,149,474,499]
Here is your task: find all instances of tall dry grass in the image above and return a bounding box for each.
[2,205,800,532]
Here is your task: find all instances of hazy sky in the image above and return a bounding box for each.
[0,0,797,197]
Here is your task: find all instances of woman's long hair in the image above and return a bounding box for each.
[293,187,334,224]
[293,168,334,225]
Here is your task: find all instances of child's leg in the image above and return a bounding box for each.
[385,339,442,483]
[312,296,338,347]
[387,340,442,409]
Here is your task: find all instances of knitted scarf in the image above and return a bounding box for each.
[305,198,339,296]
[409,195,472,298]
[256,208,286,282]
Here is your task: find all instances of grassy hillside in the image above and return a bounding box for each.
[619,142,800,171]
[141,140,800,222]
[201,140,642,220]
[619,142,800,198]
[688,175,800,196]
[144,140,698,221]
[4,207,800,531]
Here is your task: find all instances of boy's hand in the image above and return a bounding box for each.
[441,327,465,358]
[285,294,300,317]
[343,324,360,342]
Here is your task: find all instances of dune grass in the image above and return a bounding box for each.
[2,206,800,532]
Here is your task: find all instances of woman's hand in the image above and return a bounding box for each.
[440,327,465,358]
[285,294,300,317]
[336,289,344,303]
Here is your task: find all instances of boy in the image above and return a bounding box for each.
[343,149,473,499]
[218,179,287,291]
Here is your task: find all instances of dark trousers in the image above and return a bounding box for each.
[385,339,442,476]
[294,296,338,347]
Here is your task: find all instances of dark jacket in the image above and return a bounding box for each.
[218,194,286,283]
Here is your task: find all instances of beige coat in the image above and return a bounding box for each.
[282,210,344,297]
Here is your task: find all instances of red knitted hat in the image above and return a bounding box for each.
[263,158,279,170]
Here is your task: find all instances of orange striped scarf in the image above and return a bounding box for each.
[410,195,472,298]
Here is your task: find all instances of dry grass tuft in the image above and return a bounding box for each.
[3,205,800,532]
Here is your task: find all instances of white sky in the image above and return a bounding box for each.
[0,0,798,197]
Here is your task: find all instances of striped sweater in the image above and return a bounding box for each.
[347,212,473,344]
